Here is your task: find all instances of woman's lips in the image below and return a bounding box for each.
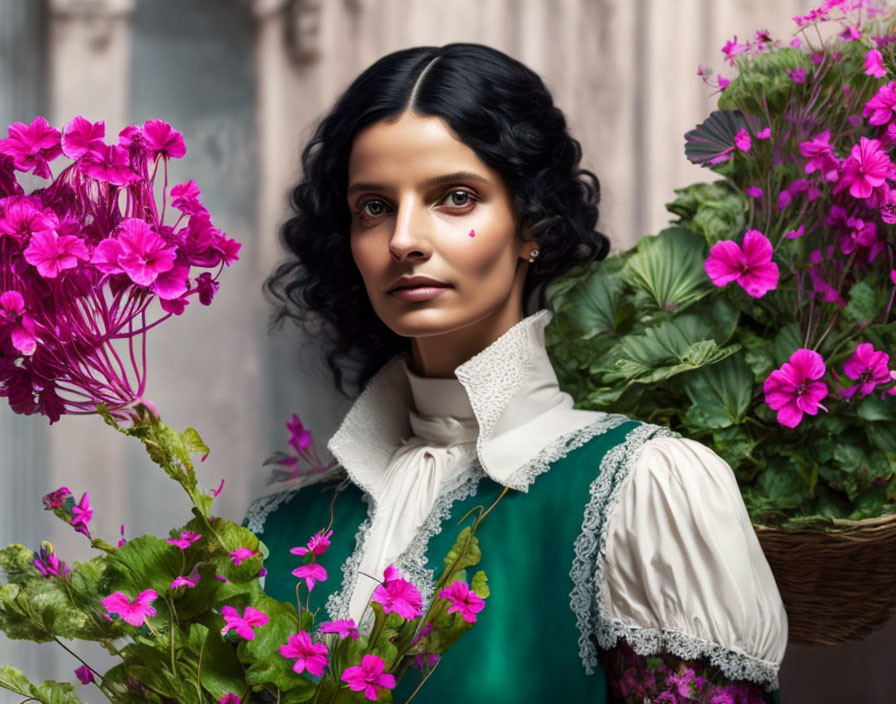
[388,285,451,302]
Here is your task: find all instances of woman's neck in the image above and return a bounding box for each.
[409,303,523,377]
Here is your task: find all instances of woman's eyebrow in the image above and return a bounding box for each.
[346,171,489,197]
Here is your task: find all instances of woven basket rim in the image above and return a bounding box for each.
[754,511,896,532]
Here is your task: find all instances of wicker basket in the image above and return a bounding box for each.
[753,513,896,646]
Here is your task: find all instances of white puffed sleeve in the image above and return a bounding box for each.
[599,435,788,689]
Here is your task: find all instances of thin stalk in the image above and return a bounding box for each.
[402,658,442,703]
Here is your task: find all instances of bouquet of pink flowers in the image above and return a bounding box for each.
[0,117,488,703]
[546,0,896,527]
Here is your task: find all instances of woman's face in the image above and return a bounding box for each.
[347,110,531,343]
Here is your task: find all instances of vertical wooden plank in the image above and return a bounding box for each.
[576,0,638,251]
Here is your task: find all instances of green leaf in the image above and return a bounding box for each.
[106,535,183,596]
[0,579,89,641]
[867,422,896,454]
[857,396,896,422]
[844,280,886,325]
[0,667,83,704]
[0,544,41,585]
[470,570,490,600]
[238,595,303,693]
[439,527,481,585]
[602,299,740,385]
[755,462,810,510]
[682,355,754,430]
[554,259,623,339]
[772,322,803,366]
[199,626,247,700]
[622,226,710,313]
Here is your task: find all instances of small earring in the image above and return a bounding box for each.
[528,248,540,263]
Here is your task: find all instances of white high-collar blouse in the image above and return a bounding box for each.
[252,309,787,689]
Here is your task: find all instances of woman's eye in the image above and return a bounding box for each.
[441,190,474,207]
[360,200,388,218]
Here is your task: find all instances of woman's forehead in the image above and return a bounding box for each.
[347,112,494,188]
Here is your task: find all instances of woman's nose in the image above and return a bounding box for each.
[389,200,431,262]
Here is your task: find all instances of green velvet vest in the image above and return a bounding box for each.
[246,418,782,703]
[248,420,647,702]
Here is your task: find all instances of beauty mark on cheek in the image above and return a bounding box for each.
[468,229,476,237]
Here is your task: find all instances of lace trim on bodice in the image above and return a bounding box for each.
[568,422,780,690]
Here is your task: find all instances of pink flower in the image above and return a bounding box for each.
[114,219,177,287]
[196,272,219,306]
[319,619,360,640]
[842,343,891,398]
[840,217,880,259]
[717,75,730,90]
[341,654,396,701]
[721,36,748,64]
[799,130,840,180]
[864,49,887,78]
[102,589,158,627]
[230,547,259,566]
[757,127,772,139]
[279,631,329,676]
[837,137,892,200]
[413,653,440,671]
[71,492,93,537]
[42,486,71,509]
[218,694,240,704]
[790,37,802,48]
[734,128,751,152]
[74,664,94,685]
[763,349,829,428]
[842,24,862,41]
[61,117,106,160]
[370,565,423,619]
[668,667,697,697]
[785,225,805,239]
[220,605,268,640]
[0,199,57,241]
[79,144,138,185]
[745,186,763,199]
[0,117,62,179]
[437,580,486,623]
[292,563,327,591]
[863,82,896,126]
[704,229,779,298]
[33,543,69,578]
[789,67,807,83]
[23,230,88,279]
[142,120,186,160]
[170,573,199,589]
[290,528,333,557]
[777,190,793,209]
[0,289,38,355]
[167,531,202,549]
[286,413,313,453]
[170,180,207,217]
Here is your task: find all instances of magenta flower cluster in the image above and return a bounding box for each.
[0,116,240,423]
[697,1,896,428]
[607,640,768,704]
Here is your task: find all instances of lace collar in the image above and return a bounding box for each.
[327,309,602,495]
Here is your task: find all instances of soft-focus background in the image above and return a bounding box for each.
[0,0,893,701]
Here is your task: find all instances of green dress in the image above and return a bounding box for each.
[251,418,647,701]
[244,311,785,702]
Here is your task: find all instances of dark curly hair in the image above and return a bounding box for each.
[265,42,610,395]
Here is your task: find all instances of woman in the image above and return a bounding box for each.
[245,43,787,703]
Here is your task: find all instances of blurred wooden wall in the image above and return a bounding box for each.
[2,0,895,701]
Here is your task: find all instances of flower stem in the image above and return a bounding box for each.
[402,657,442,704]
[52,637,115,702]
